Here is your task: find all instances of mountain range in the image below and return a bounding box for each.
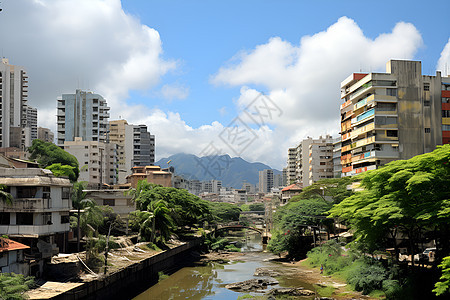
[155,153,280,188]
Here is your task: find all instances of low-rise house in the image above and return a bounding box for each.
[0,168,72,277]
[0,237,29,275]
[84,189,134,218]
[127,166,172,188]
[281,183,303,204]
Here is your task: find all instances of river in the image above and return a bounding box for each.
[133,231,320,300]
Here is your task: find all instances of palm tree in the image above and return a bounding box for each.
[125,180,156,210]
[71,181,93,252]
[0,184,13,206]
[149,199,175,244]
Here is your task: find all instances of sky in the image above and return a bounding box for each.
[0,0,449,169]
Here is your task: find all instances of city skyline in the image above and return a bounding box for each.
[0,0,449,169]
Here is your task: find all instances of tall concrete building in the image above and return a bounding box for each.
[110,120,155,183]
[26,106,37,141]
[258,169,273,193]
[340,60,449,176]
[286,148,297,184]
[37,127,54,143]
[0,58,36,149]
[288,135,334,187]
[332,137,342,178]
[57,89,110,146]
[64,137,118,188]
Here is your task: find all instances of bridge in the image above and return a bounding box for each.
[210,224,271,244]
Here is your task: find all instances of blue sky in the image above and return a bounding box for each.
[1,0,449,169]
[120,0,450,127]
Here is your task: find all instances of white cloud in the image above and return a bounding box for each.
[437,38,450,77]
[212,17,423,167]
[160,84,189,101]
[0,0,175,129]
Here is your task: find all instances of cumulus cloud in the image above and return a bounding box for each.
[0,0,175,129]
[212,17,423,166]
[437,38,450,76]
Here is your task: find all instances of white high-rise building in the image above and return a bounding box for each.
[57,89,110,146]
[0,58,36,149]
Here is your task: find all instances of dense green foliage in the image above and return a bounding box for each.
[46,163,77,182]
[306,240,401,298]
[29,139,79,181]
[268,198,332,258]
[434,256,450,296]
[208,202,241,223]
[129,182,217,244]
[291,177,356,204]
[329,145,450,261]
[248,203,265,211]
[0,184,13,206]
[0,273,35,300]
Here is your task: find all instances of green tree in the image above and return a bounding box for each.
[46,163,77,182]
[0,184,13,206]
[434,256,450,296]
[71,181,94,252]
[291,176,355,204]
[0,273,35,300]
[329,145,450,263]
[249,203,265,211]
[208,202,241,223]
[29,139,79,180]
[268,198,332,258]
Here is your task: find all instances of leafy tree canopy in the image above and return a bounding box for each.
[29,139,79,180]
[249,203,265,211]
[291,176,356,204]
[329,145,450,255]
[434,256,450,296]
[208,202,241,223]
[0,273,35,300]
[46,163,77,182]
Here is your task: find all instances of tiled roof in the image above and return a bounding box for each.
[0,238,29,252]
[281,183,302,192]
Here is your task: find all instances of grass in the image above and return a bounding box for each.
[316,285,335,297]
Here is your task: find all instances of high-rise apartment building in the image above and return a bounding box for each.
[332,137,342,178]
[57,89,110,146]
[0,58,36,149]
[258,169,274,193]
[286,148,297,184]
[110,120,155,183]
[287,135,333,187]
[26,106,37,141]
[64,137,118,188]
[340,60,449,176]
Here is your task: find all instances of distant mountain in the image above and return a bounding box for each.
[155,153,281,188]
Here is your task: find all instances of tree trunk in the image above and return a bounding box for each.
[77,207,81,252]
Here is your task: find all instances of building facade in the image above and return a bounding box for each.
[286,148,297,185]
[110,120,155,183]
[57,89,110,146]
[0,168,72,276]
[340,60,449,176]
[258,169,273,193]
[63,137,118,188]
[0,58,36,149]
[37,127,54,143]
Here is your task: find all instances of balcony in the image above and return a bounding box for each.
[0,198,51,212]
[351,136,376,149]
[351,122,375,139]
[340,99,352,110]
[351,151,376,163]
[354,164,377,174]
[352,108,375,124]
[0,223,70,237]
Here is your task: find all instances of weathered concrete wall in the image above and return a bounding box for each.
[52,238,203,300]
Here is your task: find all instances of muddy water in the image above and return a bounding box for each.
[134,232,317,300]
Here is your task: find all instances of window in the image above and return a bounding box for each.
[103,199,115,206]
[425,128,431,133]
[0,212,10,225]
[16,187,37,198]
[42,212,52,225]
[424,84,430,91]
[85,146,89,149]
[443,110,450,118]
[386,130,398,137]
[16,213,33,225]
[61,215,70,224]
[62,187,70,200]
[386,88,397,96]
[424,100,431,106]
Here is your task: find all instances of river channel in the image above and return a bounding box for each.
[133,231,320,300]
